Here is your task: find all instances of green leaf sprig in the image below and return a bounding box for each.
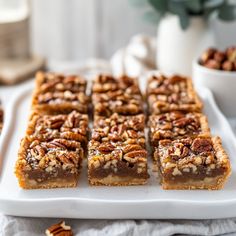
[129,0,236,30]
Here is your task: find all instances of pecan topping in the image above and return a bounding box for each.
[93,74,140,94]
[92,114,145,147]
[149,111,208,145]
[147,74,202,114]
[38,91,88,104]
[25,138,82,171]
[94,114,145,131]
[37,72,86,94]
[29,112,88,144]
[45,221,73,236]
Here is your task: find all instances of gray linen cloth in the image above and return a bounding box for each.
[1,215,236,236]
[1,37,236,236]
[1,115,236,236]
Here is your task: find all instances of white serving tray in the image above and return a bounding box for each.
[0,80,236,219]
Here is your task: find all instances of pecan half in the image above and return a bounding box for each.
[45,221,73,236]
[122,144,143,154]
[98,143,115,154]
[124,150,147,159]
[191,138,213,153]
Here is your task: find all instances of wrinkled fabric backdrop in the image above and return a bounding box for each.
[30,0,236,62]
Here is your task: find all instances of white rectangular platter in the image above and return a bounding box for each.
[0,80,236,219]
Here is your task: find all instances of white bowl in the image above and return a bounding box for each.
[193,60,236,118]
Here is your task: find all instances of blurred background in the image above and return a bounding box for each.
[31,0,236,62]
[31,0,156,61]
[1,0,235,61]
[1,0,236,81]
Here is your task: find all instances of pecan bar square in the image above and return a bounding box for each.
[149,111,210,146]
[147,74,203,114]
[27,111,89,148]
[32,72,89,114]
[92,74,143,117]
[15,137,84,189]
[88,114,148,186]
[155,136,231,190]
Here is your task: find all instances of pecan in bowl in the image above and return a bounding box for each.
[199,46,236,71]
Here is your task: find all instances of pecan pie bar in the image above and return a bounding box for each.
[32,72,89,114]
[147,74,203,114]
[92,74,143,117]
[149,111,210,146]
[155,136,231,190]
[15,137,84,189]
[27,111,89,148]
[88,114,148,186]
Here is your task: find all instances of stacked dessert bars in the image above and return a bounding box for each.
[147,73,231,190]
[15,72,89,189]
[88,75,149,186]
[15,71,231,190]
